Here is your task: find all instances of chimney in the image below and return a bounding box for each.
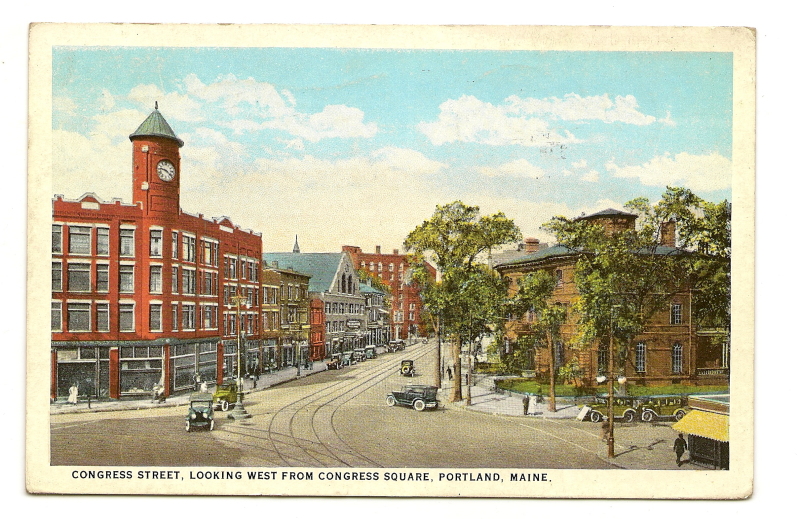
[393,249,399,255]
[524,237,540,254]
[376,245,381,254]
[660,221,676,248]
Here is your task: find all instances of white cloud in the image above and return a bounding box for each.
[507,93,657,126]
[52,130,131,200]
[581,170,600,182]
[370,147,448,175]
[53,96,78,116]
[571,159,588,169]
[478,159,547,179]
[418,95,580,147]
[99,89,115,111]
[659,111,677,127]
[605,152,732,192]
[127,84,205,122]
[90,109,148,141]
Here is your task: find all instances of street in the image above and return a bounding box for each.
[51,341,687,469]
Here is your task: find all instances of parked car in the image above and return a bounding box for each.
[185,392,215,431]
[365,346,376,359]
[400,359,416,377]
[342,351,355,366]
[353,348,366,362]
[386,384,440,411]
[326,353,343,370]
[212,382,238,412]
[585,395,645,423]
[639,395,691,422]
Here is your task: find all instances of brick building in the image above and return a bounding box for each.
[260,263,311,370]
[51,105,262,400]
[342,245,435,340]
[495,208,728,387]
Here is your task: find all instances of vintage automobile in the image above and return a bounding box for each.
[353,348,366,362]
[639,395,691,422]
[342,351,355,366]
[326,353,343,370]
[399,359,416,377]
[585,395,645,423]
[212,382,238,411]
[185,392,215,431]
[365,346,376,359]
[386,384,440,411]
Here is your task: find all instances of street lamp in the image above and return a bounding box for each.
[226,294,252,420]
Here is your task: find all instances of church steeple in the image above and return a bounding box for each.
[293,235,300,253]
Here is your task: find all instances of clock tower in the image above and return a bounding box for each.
[129,103,184,217]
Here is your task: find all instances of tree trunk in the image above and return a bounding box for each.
[547,334,556,412]
[450,336,462,402]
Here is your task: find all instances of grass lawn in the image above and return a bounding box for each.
[496,378,729,397]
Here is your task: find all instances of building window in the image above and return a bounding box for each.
[119,265,134,293]
[51,302,62,331]
[597,346,608,376]
[52,225,62,253]
[555,341,564,369]
[202,240,213,265]
[672,342,683,374]
[555,269,563,287]
[203,305,216,329]
[150,229,163,257]
[119,303,135,332]
[67,263,91,292]
[182,235,196,262]
[172,304,179,331]
[67,302,91,331]
[182,304,196,330]
[389,263,394,272]
[635,342,647,373]
[149,266,162,293]
[182,269,196,294]
[360,261,365,269]
[96,264,109,292]
[149,304,162,332]
[370,262,374,271]
[172,231,179,259]
[203,271,213,296]
[96,303,109,332]
[172,266,179,294]
[68,226,91,254]
[52,262,62,291]
[120,228,135,257]
[378,263,383,273]
[97,227,109,255]
[670,304,683,325]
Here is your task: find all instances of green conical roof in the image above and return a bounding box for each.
[129,106,184,147]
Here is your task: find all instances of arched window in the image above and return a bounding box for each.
[672,342,683,374]
[555,341,564,369]
[635,342,647,373]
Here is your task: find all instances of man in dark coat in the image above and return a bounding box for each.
[673,433,688,466]
[522,393,530,416]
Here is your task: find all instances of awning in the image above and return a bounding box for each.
[672,410,729,442]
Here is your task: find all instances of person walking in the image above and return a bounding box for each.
[522,393,530,416]
[67,383,78,405]
[446,367,453,380]
[674,433,688,466]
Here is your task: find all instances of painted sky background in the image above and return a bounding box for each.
[52,47,733,253]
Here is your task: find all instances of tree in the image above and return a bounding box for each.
[405,201,521,402]
[507,270,567,411]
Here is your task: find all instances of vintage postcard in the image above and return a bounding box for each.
[27,24,755,498]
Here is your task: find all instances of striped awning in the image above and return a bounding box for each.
[672,410,729,442]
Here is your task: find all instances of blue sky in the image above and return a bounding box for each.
[52,47,733,252]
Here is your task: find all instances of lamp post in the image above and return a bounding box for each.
[226,294,252,420]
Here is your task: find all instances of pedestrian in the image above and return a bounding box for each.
[522,393,530,416]
[200,380,208,393]
[447,367,453,380]
[67,383,78,405]
[152,383,160,402]
[601,420,610,442]
[194,372,201,391]
[674,433,688,466]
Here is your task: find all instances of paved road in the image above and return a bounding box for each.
[50,341,663,469]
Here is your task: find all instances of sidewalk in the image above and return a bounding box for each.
[50,360,330,415]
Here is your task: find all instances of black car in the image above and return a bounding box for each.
[185,393,215,431]
[386,385,440,411]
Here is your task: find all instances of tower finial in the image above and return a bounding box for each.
[155,101,159,110]
[293,235,300,253]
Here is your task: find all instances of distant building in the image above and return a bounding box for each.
[260,263,311,370]
[495,208,729,387]
[360,281,390,347]
[51,106,262,400]
[342,245,435,340]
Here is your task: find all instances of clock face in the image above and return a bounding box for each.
[156,160,176,181]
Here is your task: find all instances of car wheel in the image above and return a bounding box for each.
[589,410,603,423]
[386,395,397,406]
[185,420,191,432]
[413,399,426,412]
[623,410,636,423]
[674,410,686,420]
[209,419,215,431]
[221,400,230,412]
[641,410,655,423]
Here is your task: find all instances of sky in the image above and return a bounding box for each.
[52,47,733,253]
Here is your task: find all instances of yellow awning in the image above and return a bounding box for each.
[672,410,729,442]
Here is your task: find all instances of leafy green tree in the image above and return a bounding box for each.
[405,201,521,402]
[507,270,567,411]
